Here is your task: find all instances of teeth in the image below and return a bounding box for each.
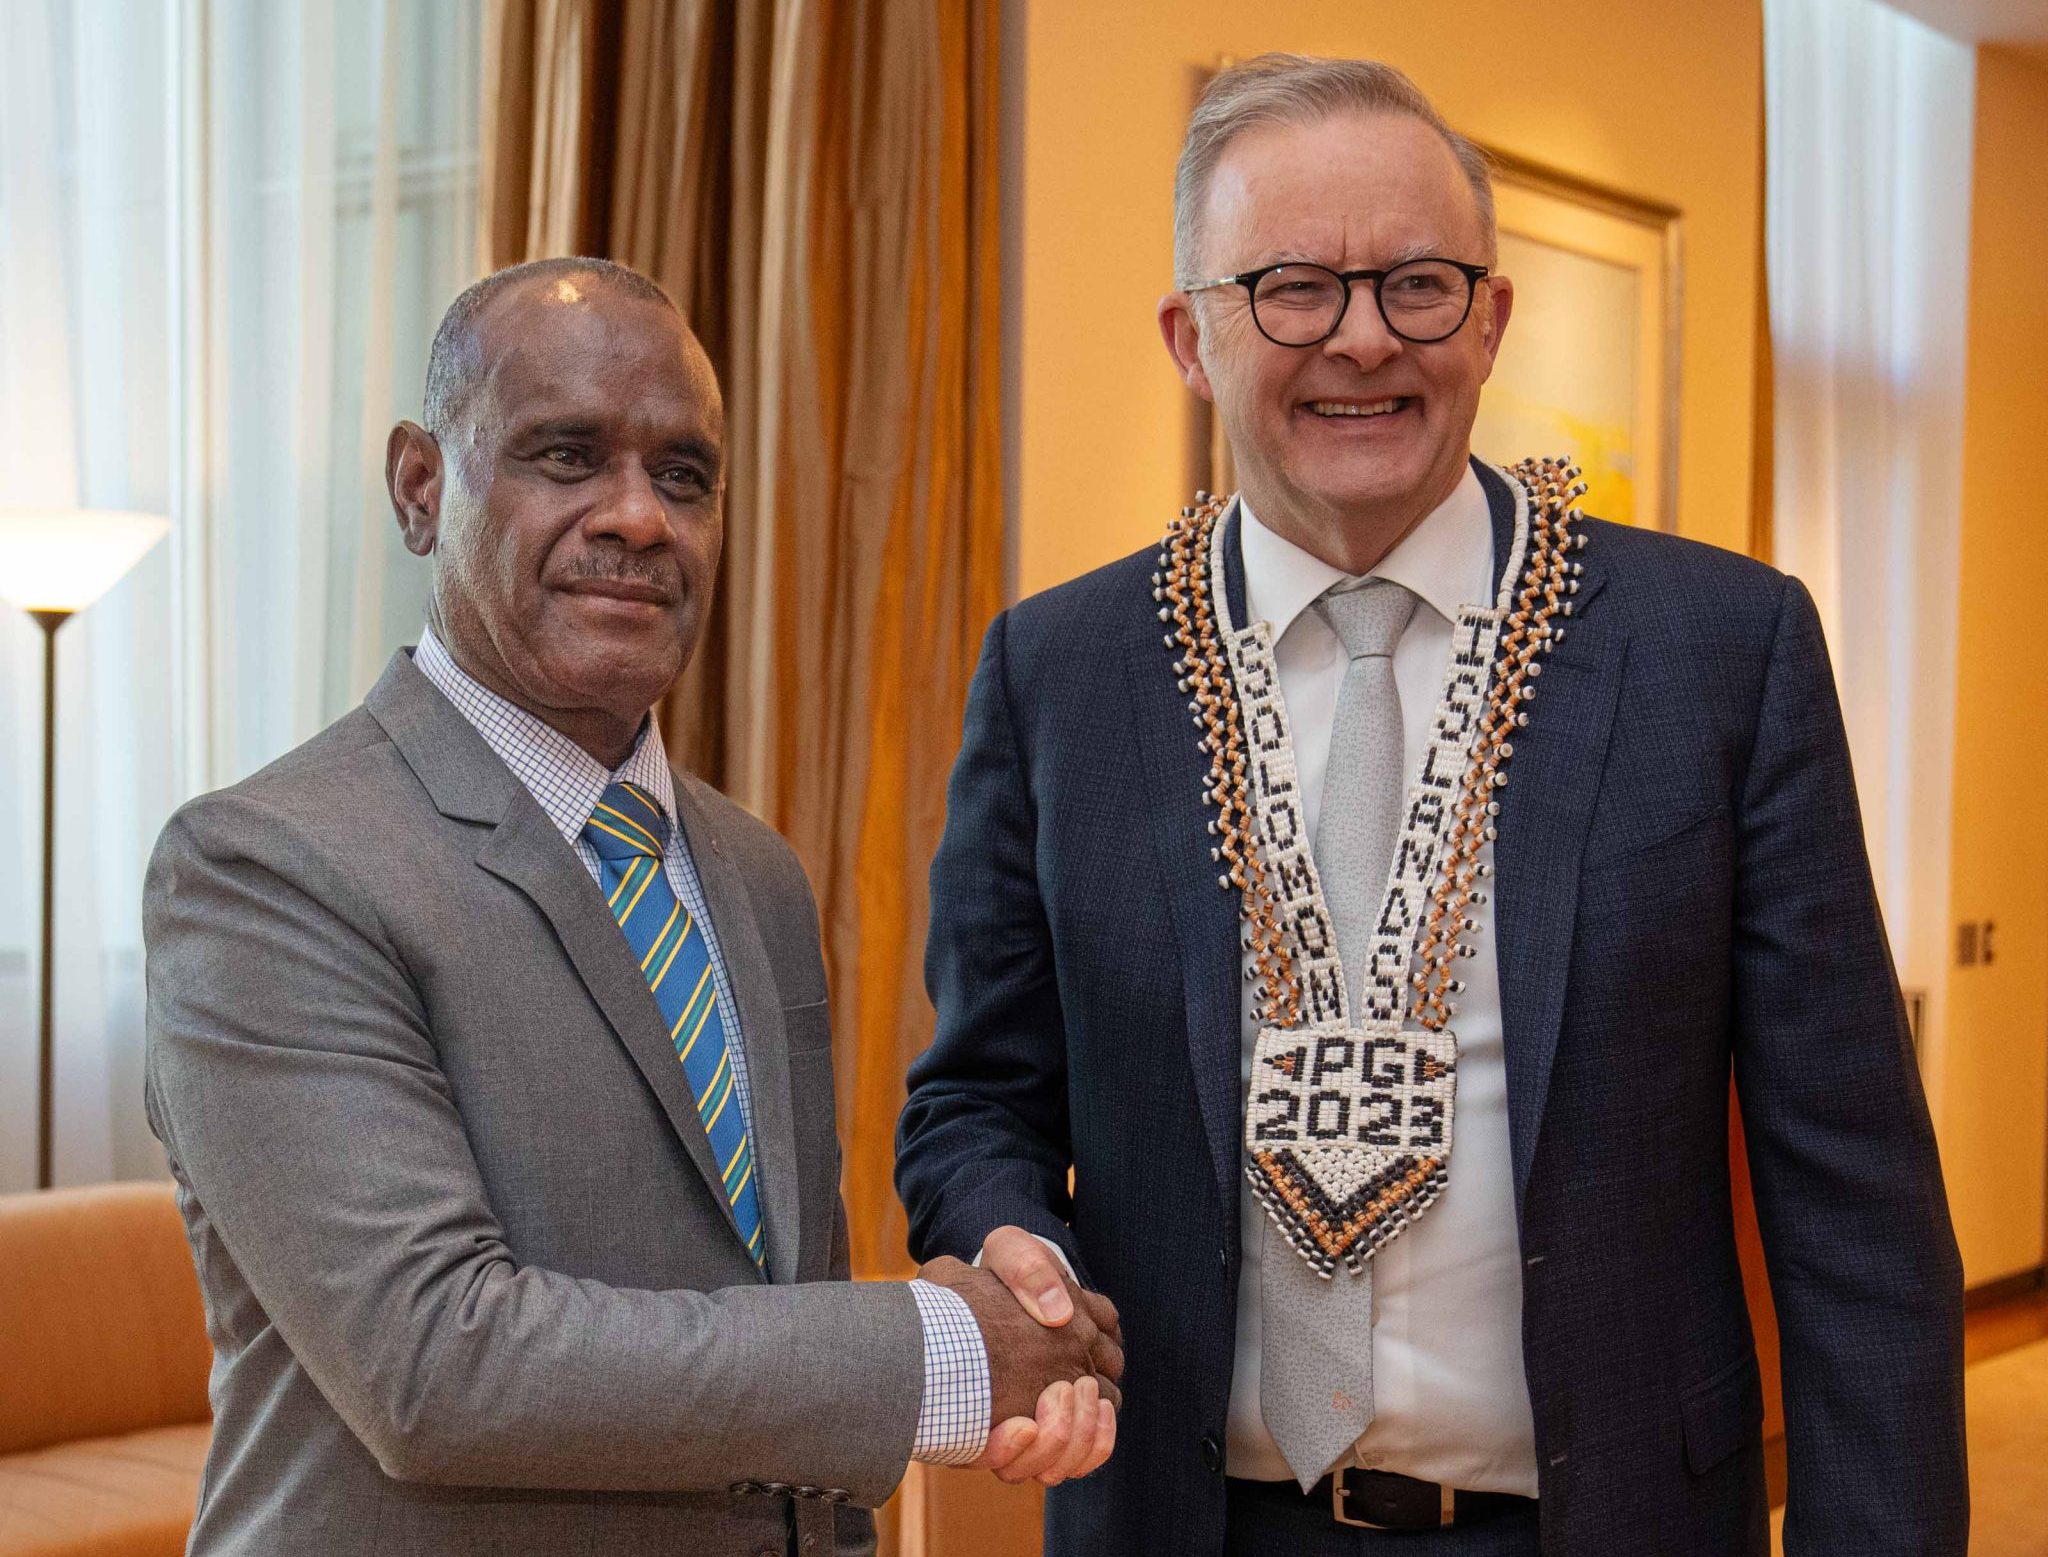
[1307,399,1405,417]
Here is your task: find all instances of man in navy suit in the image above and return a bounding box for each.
[896,53,1965,1557]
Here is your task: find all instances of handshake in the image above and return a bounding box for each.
[917,1226,1124,1486]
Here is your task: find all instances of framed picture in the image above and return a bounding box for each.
[1471,149,1682,531]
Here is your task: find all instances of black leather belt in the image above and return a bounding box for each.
[1230,1467,1537,1532]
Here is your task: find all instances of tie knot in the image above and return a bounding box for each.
[1314,578,1417,660]
[583,781,672,861]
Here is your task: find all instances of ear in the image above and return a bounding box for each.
[387,421,445,556]
[1475,274,1514,377]
[1158,293,1216,403]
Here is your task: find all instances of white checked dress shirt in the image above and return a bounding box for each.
[414,626,990,1465]
[1225,469,1541,1494]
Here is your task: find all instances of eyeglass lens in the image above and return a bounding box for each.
[1250,261,1474,346]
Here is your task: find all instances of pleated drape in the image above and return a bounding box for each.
[481,0,1005,1284]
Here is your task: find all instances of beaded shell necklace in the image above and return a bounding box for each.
[1155,458,1589,1277]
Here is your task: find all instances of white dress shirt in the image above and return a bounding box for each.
[1224,469,1540,1494]
[414,626,990,1465]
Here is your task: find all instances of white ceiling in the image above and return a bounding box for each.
[1882,0,2048,66]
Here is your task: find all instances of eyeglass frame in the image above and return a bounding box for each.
[1178,257,1492,348]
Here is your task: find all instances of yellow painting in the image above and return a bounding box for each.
[1471,157,1680,531]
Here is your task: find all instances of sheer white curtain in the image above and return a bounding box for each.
[1763,0,1974,1091]
[198,0,481,781]
[0,0,179,1189]
[0,0,481,1192]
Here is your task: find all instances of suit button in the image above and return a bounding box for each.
[1200,1431,1225,1475]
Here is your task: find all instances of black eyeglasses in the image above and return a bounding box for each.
[1180,258,1491,347]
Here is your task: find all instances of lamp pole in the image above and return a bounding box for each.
[32,608,68,1191]
[0,508,170,1191]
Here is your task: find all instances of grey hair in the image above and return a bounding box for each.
[422,256,677,435]
[1172,54,1497,283]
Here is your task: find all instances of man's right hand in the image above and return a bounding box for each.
[916,1255,1124,1420]
[916,1253,1123,1484]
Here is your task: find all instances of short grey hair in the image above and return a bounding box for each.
[1173,54,1497,283]
[422,257,677,435]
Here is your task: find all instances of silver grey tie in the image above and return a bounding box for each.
[1261,577,1417,1488]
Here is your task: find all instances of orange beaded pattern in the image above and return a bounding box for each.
[1157,493,1301,1027]
[1156,459,1589,1270]
[1407,457,1588,1031]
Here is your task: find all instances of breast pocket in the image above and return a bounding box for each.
[779,1000,843,1277]
[781,997,833,1053]
[1575,805,1733,933]
[1568,806,1737,1040]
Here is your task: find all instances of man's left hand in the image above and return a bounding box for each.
[972,1374,1117,1485]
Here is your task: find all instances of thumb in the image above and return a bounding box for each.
[982,1226,1074,1325]
[972,1416,1039,1471]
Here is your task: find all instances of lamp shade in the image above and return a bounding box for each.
[0,509,171,613]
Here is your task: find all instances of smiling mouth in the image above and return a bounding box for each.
[1303,397,1415,418]
[559,579,676,608]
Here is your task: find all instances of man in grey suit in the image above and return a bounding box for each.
[143,257,1121,1556]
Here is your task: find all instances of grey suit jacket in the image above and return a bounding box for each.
[143,651,925,1557]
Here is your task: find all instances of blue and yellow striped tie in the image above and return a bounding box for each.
[583,781,764,1267]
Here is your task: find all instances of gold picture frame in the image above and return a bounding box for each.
[1470,148,1682,531]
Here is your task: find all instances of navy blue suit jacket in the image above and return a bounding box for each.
[898,462,1965,1556]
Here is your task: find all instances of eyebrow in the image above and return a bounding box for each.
[1379,238,1442,266]
[1241,238,1448,272]
[1243,247,1322,270]
[516,419,604,443]
[660,435,723,473]
[512,422,721,466]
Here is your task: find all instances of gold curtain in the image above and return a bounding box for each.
[481,0,1005,1287]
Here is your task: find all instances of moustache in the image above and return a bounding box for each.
[561,554,682,593]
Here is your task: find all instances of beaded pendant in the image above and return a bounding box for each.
[1156,459,1588,1277]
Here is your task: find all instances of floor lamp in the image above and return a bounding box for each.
[0,509,170,1190]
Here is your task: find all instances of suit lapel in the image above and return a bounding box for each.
[1129,510,1251,1212]
[365,653,758,1267]
[1478,466,1625,1206]
[671,777,804,1286]
[1477,457,1515,585]
[474,810,753,1255]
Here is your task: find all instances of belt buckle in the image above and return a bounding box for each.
[1329,1468,1456,1530]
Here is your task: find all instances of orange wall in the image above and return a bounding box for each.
[1941,44,2048,1289]
[1011,0,1764,597]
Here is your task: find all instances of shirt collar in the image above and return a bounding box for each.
[413,624,676,846]
[1239,462,1495,643]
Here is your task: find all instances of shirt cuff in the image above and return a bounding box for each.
[908,1278,991,1466]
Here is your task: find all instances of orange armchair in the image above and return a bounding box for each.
[0,1182,211,1557]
